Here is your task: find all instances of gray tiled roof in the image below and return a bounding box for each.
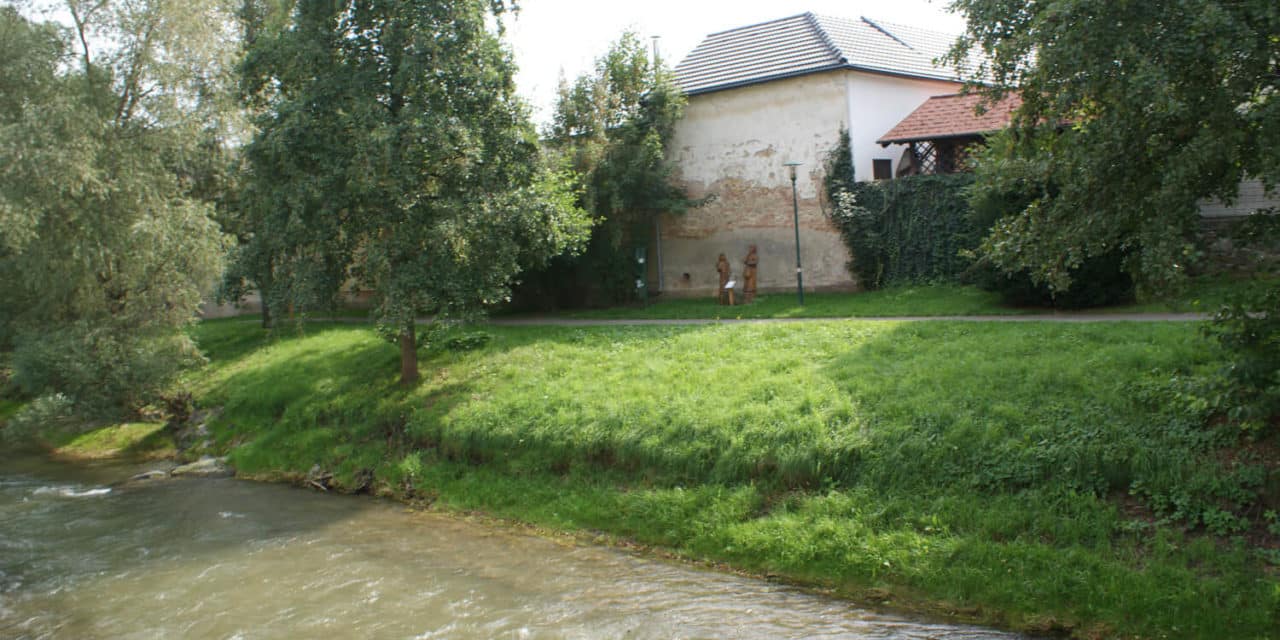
[674,13,969,96]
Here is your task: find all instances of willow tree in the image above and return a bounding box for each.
[240,0,588,384]
[0,2,237,417]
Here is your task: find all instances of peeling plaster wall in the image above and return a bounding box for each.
[664,71,852,297]
[661,69,962,297]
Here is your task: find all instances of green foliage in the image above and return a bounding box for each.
[518,32,695,307]
[237,0,590,381]
[1204,286,1280,434]
[0,4,235,418]
[823,129,981,288]
[12,324,206,418]
[823,131,1134,307]
[442,332,493,352]
[187,318,1279,637]
[1,394,76,445]
[947,0,1279,293]
[947,0,1280,427]
[828,175,981,289]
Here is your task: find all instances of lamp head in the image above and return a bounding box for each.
[783,160,802,181]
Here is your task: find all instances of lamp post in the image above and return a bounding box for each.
[783,160,804,305]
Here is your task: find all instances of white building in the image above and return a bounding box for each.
[658,13,968,296]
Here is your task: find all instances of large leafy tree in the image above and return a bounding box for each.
[0,2,237,417]
[240,0,589,384]
[947,0,1279,292]
[947,0,1280,427]
[530,32,694,306]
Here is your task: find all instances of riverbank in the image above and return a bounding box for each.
[197,319,1277,638]
[0,454,1028,639]
[11,317,1276,638]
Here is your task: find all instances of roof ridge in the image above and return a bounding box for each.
[860,16,914,51]
[704,12,811,38]
[804,13,848,65]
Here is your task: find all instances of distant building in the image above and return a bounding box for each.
[659,13,969,296]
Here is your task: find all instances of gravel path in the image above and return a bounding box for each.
[489,312,1210,326]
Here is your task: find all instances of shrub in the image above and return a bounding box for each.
[823,131,1136,308]
[968,250,1135,309]
[828,174,981,289]
[1204,285,1280,435]
[11,323,205,420]
[2,393,77,444]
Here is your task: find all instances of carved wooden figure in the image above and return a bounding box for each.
[715,253,732,305]
[742,245,759,303]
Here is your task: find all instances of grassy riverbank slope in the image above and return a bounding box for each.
[186,318,1278,639]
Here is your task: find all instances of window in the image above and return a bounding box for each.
[872,159,893,180]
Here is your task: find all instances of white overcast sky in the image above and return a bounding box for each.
[506,0,967,124]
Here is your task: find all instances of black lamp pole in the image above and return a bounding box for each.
[785,161,804,305]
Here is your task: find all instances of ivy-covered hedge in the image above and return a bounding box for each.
[828,173,982,289]
[824,130,1134,308]
[823,129,982,289]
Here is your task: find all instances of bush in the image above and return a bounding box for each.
[11,323,205,419]
[1204,285,1280,434]
[823,131,1135,307]
[969,251,1136,309]
[2,393,77,445]
[828,174,982,288]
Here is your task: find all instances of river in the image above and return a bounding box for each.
[0,456,1024,639]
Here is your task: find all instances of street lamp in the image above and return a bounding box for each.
[783,160,804,305]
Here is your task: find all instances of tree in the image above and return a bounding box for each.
[947,0,1280,428]
[947,0,1279,293]
[0,2,237,418]
[240,0,589,384]
[526,32,695,306]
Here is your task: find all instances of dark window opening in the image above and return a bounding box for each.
[872,159,893,180]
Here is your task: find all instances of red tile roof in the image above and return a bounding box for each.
[877,93,1021,145]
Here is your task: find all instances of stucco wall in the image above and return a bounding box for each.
[844,72,964,181]
[663,71,850,296]
[660,69,963,297]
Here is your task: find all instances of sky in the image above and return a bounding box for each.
[505,0,968,124]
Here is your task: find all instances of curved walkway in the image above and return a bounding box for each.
[490,312,1209,327]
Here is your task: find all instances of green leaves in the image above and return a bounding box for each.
[238,0,589,381]
[951,0,1280,292]
[0,5,236,417]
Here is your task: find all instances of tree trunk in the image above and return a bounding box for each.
[398,323,418,385]
[260,302,272,329]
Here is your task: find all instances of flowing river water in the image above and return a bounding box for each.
[0,456,1025,639]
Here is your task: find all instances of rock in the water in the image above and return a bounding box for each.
[171,456,233,478]
[128,470,171,482]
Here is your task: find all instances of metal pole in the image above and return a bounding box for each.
[654,217,664,293]
[791,172,804,305]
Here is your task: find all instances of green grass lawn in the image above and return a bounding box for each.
[555,284,1027,319]
[186,318,1278,639]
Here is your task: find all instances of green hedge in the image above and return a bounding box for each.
[827,173,981,289]
[823,132,1133,308]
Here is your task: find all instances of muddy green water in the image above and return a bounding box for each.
[0,456,1023,639]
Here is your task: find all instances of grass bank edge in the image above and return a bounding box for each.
[184,319,1277,639]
